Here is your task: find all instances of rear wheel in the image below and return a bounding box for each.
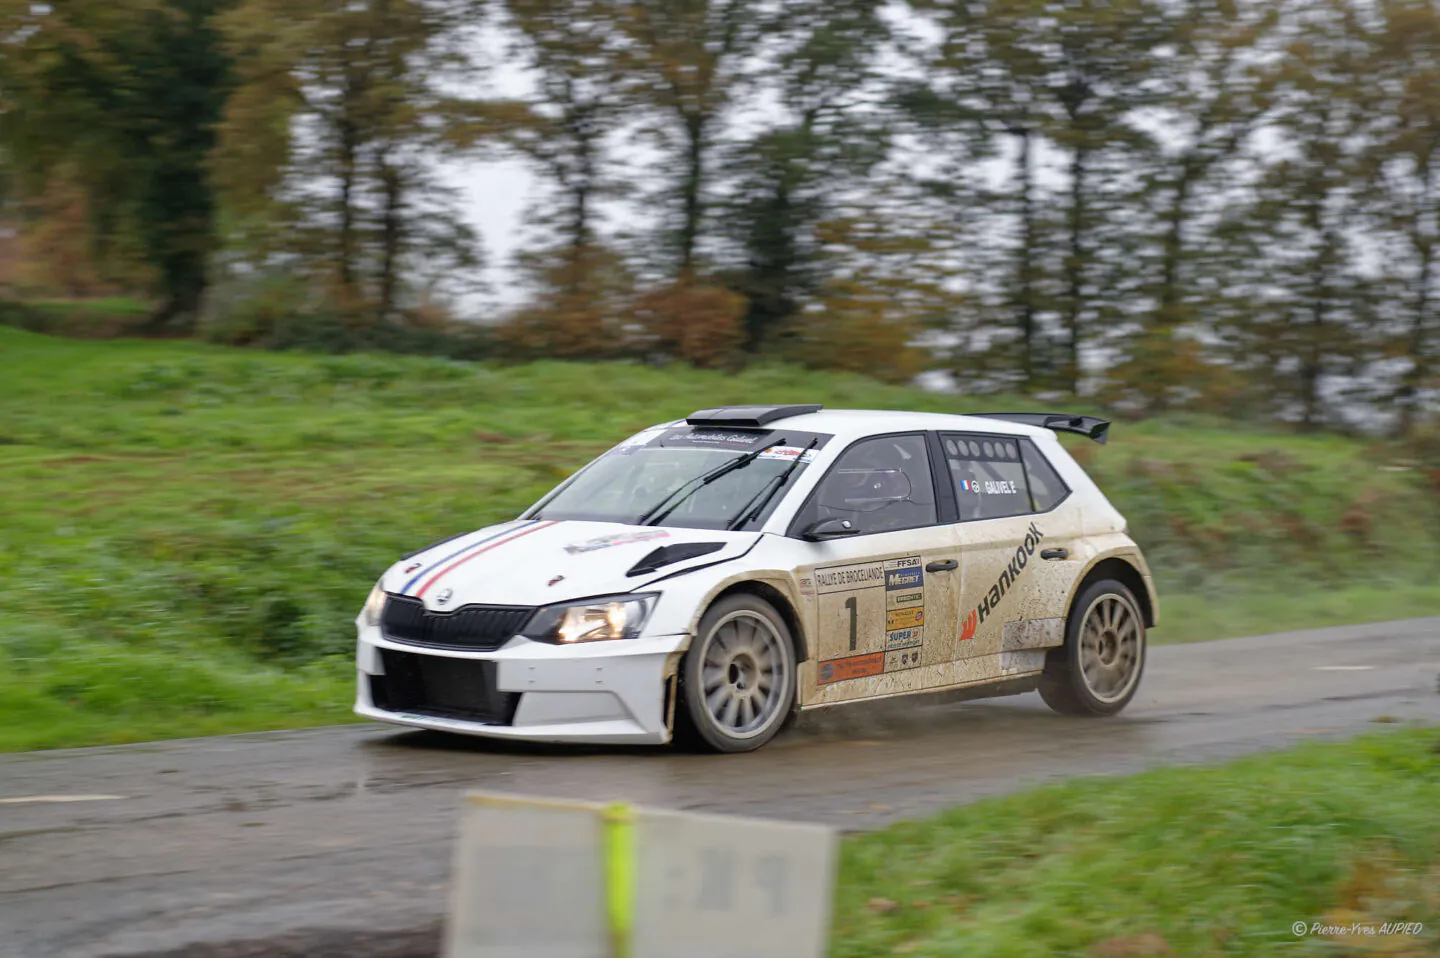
[1039,578,1146,716]
[677,594,796,753]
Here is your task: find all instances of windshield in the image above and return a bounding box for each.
[532,442,819,531]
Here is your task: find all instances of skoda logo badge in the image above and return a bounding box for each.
[435,588,453,606]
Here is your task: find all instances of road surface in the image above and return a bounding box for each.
[2,617,1437,958]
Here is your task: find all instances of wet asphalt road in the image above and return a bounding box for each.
[1,617,1437,958]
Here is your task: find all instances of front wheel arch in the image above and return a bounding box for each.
[708,580,808,662]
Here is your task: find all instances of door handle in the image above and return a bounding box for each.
[925,559,958,572]
[1040,548,1069,560]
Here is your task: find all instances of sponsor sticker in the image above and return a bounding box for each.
[665,428,765,449]
[884,567,923,591]
[887,589,923,610]
[885,627,922,650]
[563,529,671,554]
[817,652,885,685]
[884,648,922,672]
[814,561,886,594]
[757,445,818,463]
[885,607,924,631]
[609,428,665,455]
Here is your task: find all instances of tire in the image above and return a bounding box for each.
[1039,577,1146,716]
[676,594,798,753]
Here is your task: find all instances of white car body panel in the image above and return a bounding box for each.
[354,408,1159,746]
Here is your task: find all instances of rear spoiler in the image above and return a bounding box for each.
[972,413,1110,445]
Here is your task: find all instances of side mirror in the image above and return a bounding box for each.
[801,517,860,541]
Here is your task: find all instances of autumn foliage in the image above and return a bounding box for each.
[631,276,747,369]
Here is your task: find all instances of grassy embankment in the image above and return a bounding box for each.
[832,726,1439,957]
[1,326,1437,750]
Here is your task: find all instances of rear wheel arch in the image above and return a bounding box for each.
[1068,557,1155,628]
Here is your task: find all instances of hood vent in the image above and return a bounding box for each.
[626,542,726,577]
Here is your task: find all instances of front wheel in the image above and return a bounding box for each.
[677,594,797,753]
[1039,578,1146,716]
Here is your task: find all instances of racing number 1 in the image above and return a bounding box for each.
[844,596,857,651]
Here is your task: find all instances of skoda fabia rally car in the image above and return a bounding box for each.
[355,405,1157,752]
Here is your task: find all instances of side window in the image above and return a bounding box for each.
[804,434,937,534]
[942,434,1031,521]
[1020,438,1070,512]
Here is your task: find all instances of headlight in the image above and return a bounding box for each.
[362,582,387,628]
[522,593,658,645]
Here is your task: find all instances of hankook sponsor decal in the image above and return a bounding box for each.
[960,522,1045,640]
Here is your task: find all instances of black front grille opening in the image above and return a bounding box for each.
[370,649,520,726]
[380,594,534,651]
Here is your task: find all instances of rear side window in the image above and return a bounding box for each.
[942,434,1030,521]
[1020,439,1070,512]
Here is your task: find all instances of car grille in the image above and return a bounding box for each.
[380,594,534,651]
[370,649,519,726]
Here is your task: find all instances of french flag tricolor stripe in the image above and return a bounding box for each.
[413,521,560,598]
[401,521,531,595]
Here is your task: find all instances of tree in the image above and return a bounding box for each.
[1224,0,1378,429]
[779,191,961,383]
[503,0,630,272]
[1370,0,1440,434]
[722,0,893,350]
[905,0,1174,394]
[215,0,488,318]
[620,0,766,276]
[0,0,235,327]
[1112,0,1276,410]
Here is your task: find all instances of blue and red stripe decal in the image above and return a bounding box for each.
[402,520,560,598]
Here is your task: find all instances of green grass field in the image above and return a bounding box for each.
[2,326,1438,750]
[832,726,1440,957]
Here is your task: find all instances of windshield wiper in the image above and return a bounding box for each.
[726,437,819,531]
[637,439,783,527]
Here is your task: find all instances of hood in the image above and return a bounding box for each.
[381,519,761,609]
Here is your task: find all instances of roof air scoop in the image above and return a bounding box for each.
[685,405,822,428]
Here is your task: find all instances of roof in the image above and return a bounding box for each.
[675,408,1060,444]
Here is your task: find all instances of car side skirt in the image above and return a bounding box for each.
[796,671,1042,712]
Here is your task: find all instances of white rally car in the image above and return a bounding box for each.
[355,405,1157,752]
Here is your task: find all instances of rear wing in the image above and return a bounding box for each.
[972,412,1110,445]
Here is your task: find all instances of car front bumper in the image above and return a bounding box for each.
[354,625,689,745]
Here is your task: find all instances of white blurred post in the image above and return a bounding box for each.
[446,793,838,958]
[630,808,837,958]
[444,794,609,958]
